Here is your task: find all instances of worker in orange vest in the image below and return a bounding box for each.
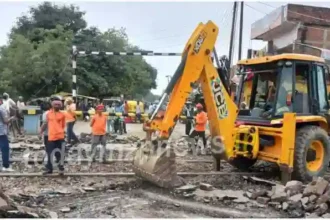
[90,104,107,162]
[188,103,208,153]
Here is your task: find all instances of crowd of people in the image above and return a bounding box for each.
[0,92,209,173]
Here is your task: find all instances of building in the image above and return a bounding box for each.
[251,3,330,61]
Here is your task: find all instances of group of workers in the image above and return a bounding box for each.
[0,90,209,172]
[38,96,111,174]
[38,96,148,173]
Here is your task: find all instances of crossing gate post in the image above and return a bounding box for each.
[71,46,78,103]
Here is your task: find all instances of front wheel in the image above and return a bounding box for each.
[293,126,330,182]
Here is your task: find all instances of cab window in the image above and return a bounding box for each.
[315,65,328,111]
[274,62,293,117]
[294,62,310,114]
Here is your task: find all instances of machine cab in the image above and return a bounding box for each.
[236,54,330,123]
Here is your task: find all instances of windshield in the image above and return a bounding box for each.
[251,71,277,110]
[274,65,293,117]
[246,61,293,119]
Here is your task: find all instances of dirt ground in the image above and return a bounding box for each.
[1,121,290,218]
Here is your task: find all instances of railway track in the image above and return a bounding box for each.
[0,171,262,177]
[9,158,214,164]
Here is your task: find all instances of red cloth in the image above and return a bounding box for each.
[96,105,104,111]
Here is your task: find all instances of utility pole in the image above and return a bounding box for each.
[236,1,245,106]
[238,1,244,61]
[228,2,238,68]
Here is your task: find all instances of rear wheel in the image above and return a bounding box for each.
[293,126,330,182]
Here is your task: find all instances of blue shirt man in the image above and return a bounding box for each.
[115,105,124,113]
[0,105,14,171]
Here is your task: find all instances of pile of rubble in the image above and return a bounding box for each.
[0,189,56,218]
[174,177,330,218]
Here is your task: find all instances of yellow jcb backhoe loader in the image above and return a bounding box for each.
[132,20,330,188]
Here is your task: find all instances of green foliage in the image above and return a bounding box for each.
[73,27,157,98]
[11,2,86,38]
[0,2,157,100]
[0,25,73,98]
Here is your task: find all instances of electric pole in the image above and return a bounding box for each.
[236,1,245,106]
[228,2,238,67]
[238,1,244,61]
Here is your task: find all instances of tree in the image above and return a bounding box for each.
[0,25,73,98]
[0,2,157,100]
[11,2,86,39]
[73,27,157,98]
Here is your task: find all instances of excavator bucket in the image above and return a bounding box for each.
[132,140,185,188]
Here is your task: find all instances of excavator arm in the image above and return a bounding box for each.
[132,21,239,188]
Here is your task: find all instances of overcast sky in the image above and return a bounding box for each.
[0,1,328,95]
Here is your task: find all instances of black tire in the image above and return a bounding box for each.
[228,156,257,170]
[293,126,330,182]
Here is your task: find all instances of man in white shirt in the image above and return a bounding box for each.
[136,101,141,123]
[2,93,16,114]
[17,96,25,109]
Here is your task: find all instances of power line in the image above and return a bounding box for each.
[151,5,234,52]
[132,5,232,44]
[245,3,267,15]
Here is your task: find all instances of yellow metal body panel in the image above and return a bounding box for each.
[271,115,328,130]
[234,113,296,167]
[280,113,296,169]
[233,126,259,159]
[237,53,325,65]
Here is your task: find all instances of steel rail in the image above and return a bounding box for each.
[0,171,262,177]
